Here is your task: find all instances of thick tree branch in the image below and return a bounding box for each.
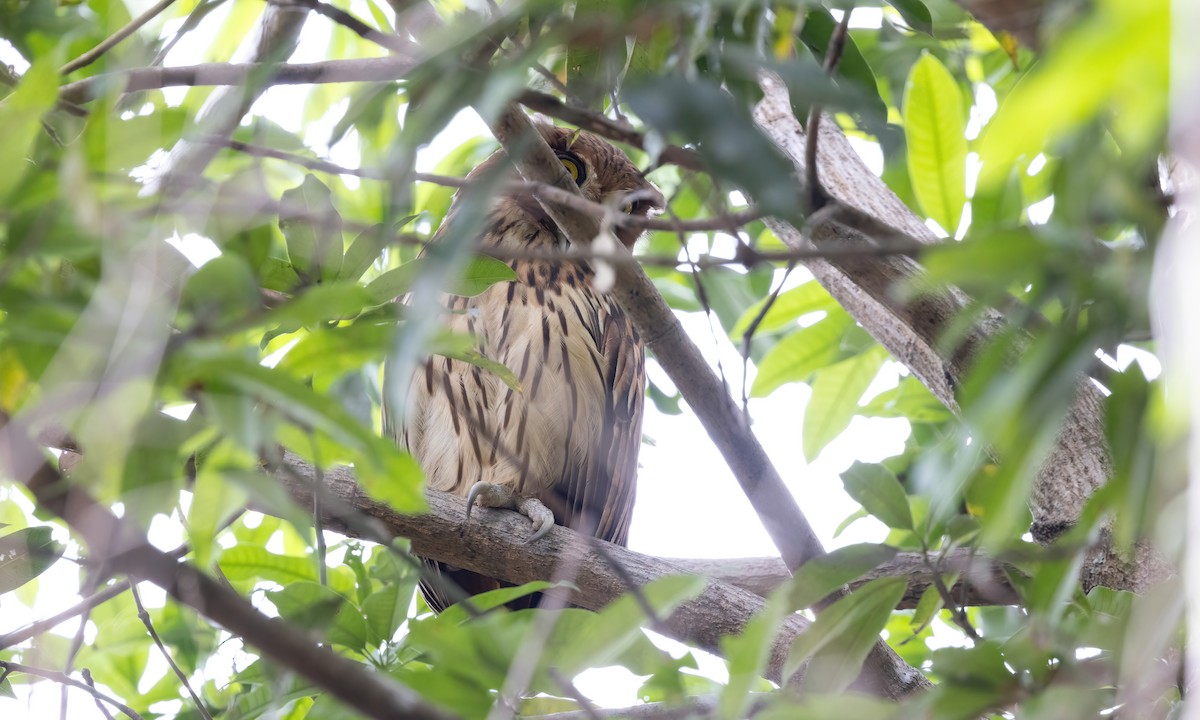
[275,455,932,697]
[0,418,456,720]
[666,554,1018,608]
[752,76,1170,592]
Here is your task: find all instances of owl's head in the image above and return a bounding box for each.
[532,124,665,248]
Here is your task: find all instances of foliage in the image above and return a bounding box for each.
[0,0,1177,718]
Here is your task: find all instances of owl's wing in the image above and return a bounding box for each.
[549,306,644,547]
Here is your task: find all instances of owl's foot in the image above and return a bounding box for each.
[463,482,555,543]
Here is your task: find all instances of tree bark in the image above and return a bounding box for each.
[276,454,933,698]
[751,75,1167,592]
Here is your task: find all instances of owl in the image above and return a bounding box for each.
[388,124,664,611]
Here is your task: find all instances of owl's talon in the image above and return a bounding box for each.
[519,497,555,544]
[462,482,555,542]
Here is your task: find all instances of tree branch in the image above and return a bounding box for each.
[751,75,1169,592]
[274,453,932,698]
[60,0,181,75]
[0,661,144,720]
[0,417,457,720]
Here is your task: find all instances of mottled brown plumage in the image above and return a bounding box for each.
[389,125,663,611]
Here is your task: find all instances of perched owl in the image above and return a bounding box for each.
[388,124,664,611]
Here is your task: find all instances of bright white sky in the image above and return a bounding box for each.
[0,2,1168,717]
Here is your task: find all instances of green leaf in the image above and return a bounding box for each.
[730,281,838,341]
[860,375,952,423]
[908,578,952,636]
[841,462,914,531]
[280,175,344,283]
[454,255,518,297]
[751,311,852,398]
[540,575,706,678]
[787,543,898,611]
[0,60,58,202]
[261,282,375,329]
[802,347,886,462]
[363,581,416,645]
[267,581,347,628]
[720,590,789,720]
[884,0,933,34]
[788,577,909,693]
[903,53,968,235]
[219,546,319,585]
[339,217,417,282]
[181,254,262,328]
[977,0,1167,188]
[0,526,65,595]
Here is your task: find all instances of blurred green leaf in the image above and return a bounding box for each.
[280,175,344,283]
[0,526,64,595]
[787,543,898,611]
[885,0,933,33]
[787,577,908,693]
[977,0,1167,188]
[0,59,57,202]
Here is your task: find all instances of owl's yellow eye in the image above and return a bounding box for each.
[556,152,586,186]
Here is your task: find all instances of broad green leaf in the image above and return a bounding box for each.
[903,53,968,235]
[841,462,914,531]
[188,449,249,570]
[803,347,887,461]
[788,577,909,693]
[787,543,899,611]
[435,581,557,625]
[751,311,852,398]
[267,581,347,628]
[339,216,418,282]
[280,175,344,283]
[181,254,261,327]
[730,281,838,341]
[929,641,1010,687]
[261,282,375,329]
[0,526,65,595]
[920,230,1052,292]
[977,0,1167,188]
[454,255,518,297]
[540,575,706,677]
[908,577,954,636]
[354,445,426,514]
[363,581,417,645]
[219,546,319,585]
[860,375,952,424]
[0,60,57,202]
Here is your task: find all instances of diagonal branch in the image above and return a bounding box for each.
[751,75,1168,592]
[0,416,456,720]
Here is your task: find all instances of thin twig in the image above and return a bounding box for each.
[547,668,603,720]
[81,669,117,720]
[130,584,214,720]
[278,0,418,54]
[60,0,181,75]
[0,661,145,720]
[804,4,855,211]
